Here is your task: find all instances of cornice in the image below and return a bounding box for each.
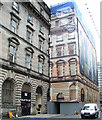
[0,58,50,83]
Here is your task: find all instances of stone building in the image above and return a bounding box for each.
[0,0,50,117]
[49,1,99,114]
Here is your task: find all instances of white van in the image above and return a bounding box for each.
[81,103,99,119]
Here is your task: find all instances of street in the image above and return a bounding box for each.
[51,111,102,120]
[2,111,102,120]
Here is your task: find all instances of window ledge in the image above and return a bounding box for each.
[68,37,75,40]
[58,76,63,78]
[56,40,63,42]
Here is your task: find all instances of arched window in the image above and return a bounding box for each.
[56,93,64,101]
[2,80,14,105]
[70,84,76,100]
[81,88,85,102]
[69,58,77,76]
[36,86,43,114]
[87,88,89,102]
[22,83,31,92]
[8,37,20,63]
[56,60,65,77]
[36,86,43,95]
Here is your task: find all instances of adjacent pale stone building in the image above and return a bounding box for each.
[0,0,50,117]
[49,1,99,114]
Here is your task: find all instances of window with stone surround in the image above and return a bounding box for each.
[39,24,44,34]
[10,12,21,34]
[81,88,85,102]
[8,37,20,63]
[9,45,15,62]
[2,80,14,105]
[69,58,77,76]
[11,18,18,33]
[40,7,44,15]
[27,14,33,25]
[68,15,74,23]
[70,84,76,101]
[68,31,75,39]
[55,20,59,26]
[25,47,34,69]
[56,45,64,57]
[26,25,34,43]
[38,55,45,74]
[56,34,63,42]
[60,18,68,26]
[26,54,31,69]
[68,43,76,55]
[56,60,65,77]
[39,35,45,51]
[27,30,32,41]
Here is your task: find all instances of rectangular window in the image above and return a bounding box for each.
[27,30,32,42]
[12,1,19,11]
[39,61,43,74]
[57,46,63,57]
[68,16,73,23]
[58,64,63,77]
[70,63,76,75]
[57,35,62,42]
[68,44,75,55]
[55,20,59,26]
[27,14,33,24]
[40,25,44,33]
[39,38,44,51]
[9,45,15,62]
[40,7,43,15]
[68,32,75,39]
[11,19,17,33]
[61,19,67,26]
[26,54,30,69]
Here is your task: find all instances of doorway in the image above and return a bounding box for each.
[21,83,31,116]
[55,102,60,114]
[36,86,42,114]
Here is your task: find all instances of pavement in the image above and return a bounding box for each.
[1,112,102,120]
[1,114,80,120]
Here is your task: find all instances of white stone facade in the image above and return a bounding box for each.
[0,0,50,117]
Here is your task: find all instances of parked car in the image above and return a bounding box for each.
[81,103,99,119]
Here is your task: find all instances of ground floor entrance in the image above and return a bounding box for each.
[21,91,31,116]
[47,102,87,114]
[55,102,60,114]
[21,83,31,116]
